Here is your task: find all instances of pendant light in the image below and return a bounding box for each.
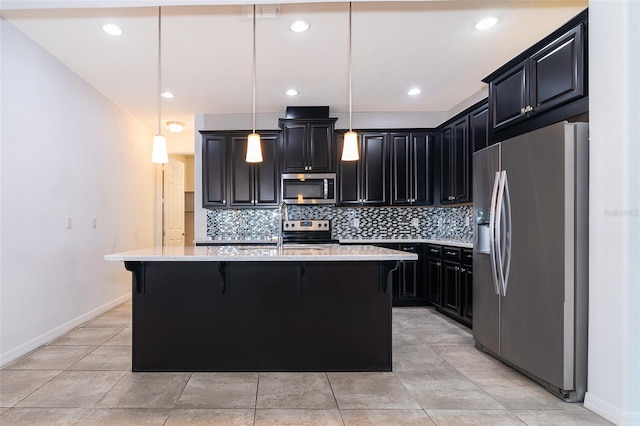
[151,6,168,164]
[341,2,359,161]
[246,4,263,163]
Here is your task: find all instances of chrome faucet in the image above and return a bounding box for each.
[277,201,288,249]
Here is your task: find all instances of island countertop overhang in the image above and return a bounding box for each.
[104,244,418,262]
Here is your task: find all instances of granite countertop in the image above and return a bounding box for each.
[105,244,418,262]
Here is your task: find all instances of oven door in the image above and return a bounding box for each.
[281,173,335,204]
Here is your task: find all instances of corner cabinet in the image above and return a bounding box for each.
[279,118,337,173]
[201,131,279,208]
[440,117,470,204]
[338,131,389,206]
[229,132,279,206]
[486,10,587,132]
[390,131,435,206]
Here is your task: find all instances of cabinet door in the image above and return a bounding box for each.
[308,122,334,172]
[202,134,227,207]
[426,257,442,307]
[255,133,279,205]
[440,126,453,204]
[441,118,469,204]
[442,261,460,314]
[469,103,489,152]
[337,133,362,205]
[390,132,411,205]
[461,266,473,322]
[399,245,422,301]
[281,122,307,172]
[229,135,255,206]
[490,61,528,129]
[530,25,584,115]
[412,132,434,206]
[361,132,389,205]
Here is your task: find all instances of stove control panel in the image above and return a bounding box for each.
[282,219,330,231]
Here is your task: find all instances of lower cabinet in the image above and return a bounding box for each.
[426,244,472,328]
[374,243,427,307]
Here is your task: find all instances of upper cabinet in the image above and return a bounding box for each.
[202,134,227,208]
[338,131,389,206]
[469,101,489,153]
[279,118,337,173]
[485,10,587,134]
[229,132,279,207]
[440,116,470,204]
[201,131,279,208]
[390,131,435,206]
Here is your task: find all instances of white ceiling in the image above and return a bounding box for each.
[1,1,588,151]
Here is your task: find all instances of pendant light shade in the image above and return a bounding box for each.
[341,2,359,162]
[152,134,169,163]
[152,6,168,164]
[246,4,263,163]
[246,133,263,163]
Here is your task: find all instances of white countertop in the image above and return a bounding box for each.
[105,244,418,262]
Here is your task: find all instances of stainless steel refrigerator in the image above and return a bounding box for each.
[472,121,588,402]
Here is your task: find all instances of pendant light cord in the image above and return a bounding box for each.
[157,6,162,135]
[348,2,353,132]
[252,4,257,134]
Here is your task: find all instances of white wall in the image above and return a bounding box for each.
[585,1,640,424]
[0,19,157,365]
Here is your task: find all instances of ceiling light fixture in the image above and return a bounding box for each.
[151,7,168,164]
[160,91,174,99]
[286,89,299,96]
[102,23,122,36]
[408,88,421,96]
[290,20,310,32]
[475,17,498,30]
[341,2,359,162]
[167,121,185,133]
[246,4,263,163]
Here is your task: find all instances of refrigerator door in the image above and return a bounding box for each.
[499,122,575,390]
[472,144,501,355]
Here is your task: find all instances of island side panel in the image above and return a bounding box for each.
[130,260,393,372]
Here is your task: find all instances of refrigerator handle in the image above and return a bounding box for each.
[495,171,505,296]
[489,171,501,296]
[500,170,512,296]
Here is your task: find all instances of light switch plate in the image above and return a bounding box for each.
[353,218,360,228]
[411,218,419,227]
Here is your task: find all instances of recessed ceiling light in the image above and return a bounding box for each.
[290,20,310,32]
[286,89,299,96]
[102,24,123,36]
[408,88,421,96]
[475,17,498,30]
[161,92,174,99]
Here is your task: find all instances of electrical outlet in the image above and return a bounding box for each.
[92,218,97,229]
[411,218,419,227]
[353,218,360,228]
[465,217,470,227]
[66,216,72,229]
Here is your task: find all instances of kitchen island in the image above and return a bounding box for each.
[105,245,417,372]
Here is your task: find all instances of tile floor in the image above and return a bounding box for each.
[0,302,610,425]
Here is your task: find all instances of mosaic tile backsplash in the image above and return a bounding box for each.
[206,205,473,243]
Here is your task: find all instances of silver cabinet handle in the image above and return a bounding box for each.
[520,107,525,114]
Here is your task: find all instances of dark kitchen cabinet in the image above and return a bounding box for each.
[373,243,426,307]
[279,118,337,173]
[338,132,389,206]
[469,102,489,152]
[390,131,435,206]
[229,132,279,206]
[486,14,586,132]
[440,117,470,204]
[202,134,227,207]
[426,244,471,328]
[426,245,443,307]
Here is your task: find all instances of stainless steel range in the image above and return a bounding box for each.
[281,219,338,245]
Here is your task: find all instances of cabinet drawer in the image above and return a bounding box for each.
[443,247,461,263]
[462,249,473,266]
[426,245,442,258]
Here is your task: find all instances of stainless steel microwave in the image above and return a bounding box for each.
[281,173,336,205]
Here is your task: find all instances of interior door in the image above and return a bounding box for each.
[164,157,185,247]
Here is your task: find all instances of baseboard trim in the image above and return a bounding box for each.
[584,392,640,425]
[0,293,131,367]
